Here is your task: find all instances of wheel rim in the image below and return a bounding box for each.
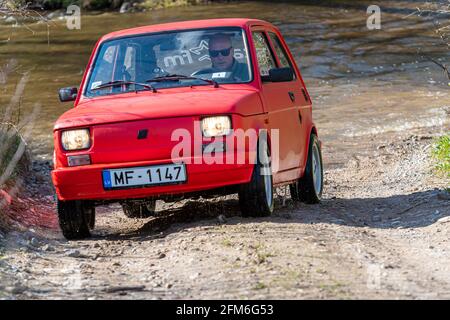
[261,145,273,207]
[312,143,322,195]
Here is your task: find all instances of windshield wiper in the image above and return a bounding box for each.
[146,74,219,88]
[90,80,157,93]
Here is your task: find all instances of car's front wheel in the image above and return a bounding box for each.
[290,133,323,204]
[238,140,274,217]
[122,200,156,218]
[57,199,95,240]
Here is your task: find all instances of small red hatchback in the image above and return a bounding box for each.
[52,19,323,239]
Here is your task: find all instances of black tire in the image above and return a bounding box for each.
[290,134,323,204]
[57,199,95,240]
[238,139,274,217]
[122,200,156,218]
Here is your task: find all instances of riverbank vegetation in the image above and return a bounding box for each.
[432,135,450,179]
[0,61,31,233]
[1,0,214,12]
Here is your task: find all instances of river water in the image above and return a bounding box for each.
[0,0,449,168]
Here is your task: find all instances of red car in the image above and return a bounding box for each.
[53,18,323,239]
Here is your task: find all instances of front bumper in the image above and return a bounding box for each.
[52,156,254,201]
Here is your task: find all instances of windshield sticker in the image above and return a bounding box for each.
[163,50,193,68]
[163,40,246,69]
[91,81,102,90]
[189,40,211,62]
[212,72,227,78]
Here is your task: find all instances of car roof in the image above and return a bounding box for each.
[101,18,273,41]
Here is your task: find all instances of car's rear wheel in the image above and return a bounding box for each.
[57,199,95,240]
[122,200,156,218]
[238,139,274,217]
[290,133,323,204]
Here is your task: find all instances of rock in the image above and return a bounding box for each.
[166,283,173,289]
[119,2,131,13]
[111,0,123,9]
[217,214,227,224]
[157,253,166,259]
[437,216,450,224]
[6,284,27,294]
[189,272,201,280]
[41,244,54,252]
[437,191,450,201]
[66,250,81,258]
[30,238,40,248]
[46,10,64,20]
[4,16,17,24]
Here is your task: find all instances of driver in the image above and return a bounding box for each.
[193,33,249,81]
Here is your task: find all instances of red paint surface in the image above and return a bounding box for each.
[52,19,318,202]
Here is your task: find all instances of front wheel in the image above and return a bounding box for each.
[290,134,323,204]
[238,140,274,217]
[57,199,95,240]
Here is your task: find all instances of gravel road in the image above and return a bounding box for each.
[0,130,448,299]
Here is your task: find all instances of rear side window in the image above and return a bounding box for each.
[268,32,296,79]
[252,32,276,77]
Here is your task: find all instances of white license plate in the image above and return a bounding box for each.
[102,163,186,189]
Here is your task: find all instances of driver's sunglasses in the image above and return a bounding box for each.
[209,47,232,58]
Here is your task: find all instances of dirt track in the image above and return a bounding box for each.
[0,129,449,299]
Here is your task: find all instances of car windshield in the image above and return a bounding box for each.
[85,27,252,97]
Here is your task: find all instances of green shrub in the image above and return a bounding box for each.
[42,0,81,9]
[432,134,450,178]
[139,0,205,10]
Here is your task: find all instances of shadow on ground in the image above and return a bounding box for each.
[97,189,449,241]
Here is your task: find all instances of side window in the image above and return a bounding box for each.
[252,31,276,77]
[88,45,117,90]
[268,32,296,79]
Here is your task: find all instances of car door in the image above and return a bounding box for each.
[267,31,310,173]
[251,29,303,181]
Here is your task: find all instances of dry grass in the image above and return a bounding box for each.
[0,60,37,233]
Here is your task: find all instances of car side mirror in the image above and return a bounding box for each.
[267,67,294,82]
[58,87,78,102]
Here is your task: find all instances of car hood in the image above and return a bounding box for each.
[54,87,262,130]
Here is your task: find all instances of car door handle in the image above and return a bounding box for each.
[288,91,295,102]
[301,88,309,102]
